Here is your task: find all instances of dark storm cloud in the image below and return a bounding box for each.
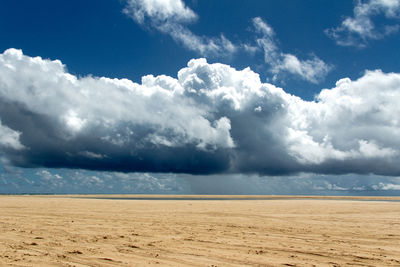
[0,98,231,174]
[1,49,400,176]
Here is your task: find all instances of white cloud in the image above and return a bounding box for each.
[123,0,236,57]
[1,49,400,175]
[372,182,400,190]
[36,170,65,188]
[0,48,233,151]
[285,69,400,165]
[253,17,332,83]
[0,120,24,150]
[124,0,197,24]
[326,0,400,47]
[123,2,329,83]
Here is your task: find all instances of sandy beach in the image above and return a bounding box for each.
[0,196,399,266]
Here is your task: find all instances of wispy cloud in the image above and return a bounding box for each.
[252,17,332,83]
[326,0,400,47]
[123,1,330,83]
[123,0,237,57]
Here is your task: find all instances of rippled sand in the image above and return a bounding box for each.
[0,195,399,266]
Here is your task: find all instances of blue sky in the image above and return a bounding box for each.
[1,0,400,194]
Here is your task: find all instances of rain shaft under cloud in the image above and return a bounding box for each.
[1,48,400,176]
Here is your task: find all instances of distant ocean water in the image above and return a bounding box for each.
[75,196,400,202]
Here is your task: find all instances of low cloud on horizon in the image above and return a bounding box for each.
[2,165,400,195]
[1,48,400,177]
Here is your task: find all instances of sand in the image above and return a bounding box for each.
[0,196,399,266]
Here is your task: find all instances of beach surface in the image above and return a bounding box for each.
[0,195,399,266]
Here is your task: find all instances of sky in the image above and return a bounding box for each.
[1,0,400,195]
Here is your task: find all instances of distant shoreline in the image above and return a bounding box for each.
[2,194,400,201]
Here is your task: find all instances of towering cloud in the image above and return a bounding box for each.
[1,48,400,175]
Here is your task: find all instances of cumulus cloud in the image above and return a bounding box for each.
[0,48,234,173]
[1,49,400,176]
[252,17,332,83]
[326,0,400,47]
[372,182,400,190]
[36,170,65,188]
[0,167,188,194]
[123,0,236,57]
